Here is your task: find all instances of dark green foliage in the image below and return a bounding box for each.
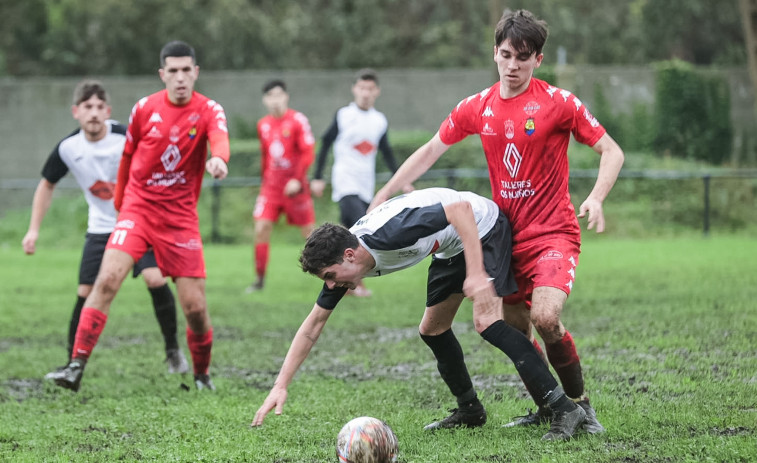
[653,60,732,163]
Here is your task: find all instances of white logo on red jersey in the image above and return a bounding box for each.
[115,219,135,229]
[583,108,599,128]
[560,89,572,102]
[147,126,162,138]
[523,101,541,116]
[169,125,180,143]
[573,97,583,111]
[161,144,181,172]
[538,250,564,262]
[479,87,491,99]
[503,143,522,178]
[149,112,163,123]
[188,112,201,123]
[482,106,494,117]
[505,120,515,139]
[546,86,558,98]
[481,123,496,136]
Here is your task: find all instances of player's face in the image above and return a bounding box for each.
[318,259,362,290]
[72,95,111,142]
[352,79,380,110]
[262,86,289,117]
[160,56,199,105]
[493,39,543,97]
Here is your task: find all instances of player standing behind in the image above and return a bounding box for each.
[371,9,625,433]
[22,80,188,376]
[252,188,587,440]
[310,68,412,297]
[47,41,230,392]
[247,79,317,293]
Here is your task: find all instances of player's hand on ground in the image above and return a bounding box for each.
[251,387,288,427]
[578,197,605,232]
[206,157,228,180]
[21,231,38,255]
[310,179,326,197]
[284,179,302,197]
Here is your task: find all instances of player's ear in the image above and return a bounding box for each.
[71,105,78,119]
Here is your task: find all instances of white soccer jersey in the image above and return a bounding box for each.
[41,121,126,234]
[350,187,500,276]
[329,102,389,203]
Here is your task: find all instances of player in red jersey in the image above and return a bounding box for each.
[247,79,316,293]
[371,9,624,433]
[47,41,230,392]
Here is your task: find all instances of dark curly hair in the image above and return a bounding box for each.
[299,223,359,275]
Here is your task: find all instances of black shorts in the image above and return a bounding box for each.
[425,211,517,307]
[79,233,158,285]
[338,195,369,228]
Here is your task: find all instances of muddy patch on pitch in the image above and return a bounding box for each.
[1,378,47,402]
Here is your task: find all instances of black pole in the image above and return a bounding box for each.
[702,175,711,237]
[211,180,221,243]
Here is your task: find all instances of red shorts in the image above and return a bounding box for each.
[253,190,315,226]
[106,209,206,278]
[501,237,580,306]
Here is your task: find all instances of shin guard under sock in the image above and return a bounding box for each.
[71,307,108,362]
[186,327,213,375]
[254,243,269,279]
[149,284,179,350]
[67,296,87,358]
[480,320,560,408]
[545,331,585,399]
[420,329,477,406]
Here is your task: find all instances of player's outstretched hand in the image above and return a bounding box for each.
[206,157,228,180]
[251,387,288,427]
[578,197,605,233]
[284,178,302,197]
[22,230,38,255]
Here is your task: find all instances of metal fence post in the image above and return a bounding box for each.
[703,175,711,237]
[211,180,221,243]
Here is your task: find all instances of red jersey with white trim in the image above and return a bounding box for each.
[121,89,228,219]
[439,78,606,244]
[257,108,315,196]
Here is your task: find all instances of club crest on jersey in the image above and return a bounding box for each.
[188,112,201,123]
[189,127,197,139]
[169,125,181,143]
[525,118,535,136]
[505,120,515,139]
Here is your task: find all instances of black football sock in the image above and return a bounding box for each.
[420,329,478,407]
[480,320,560,408]
[67,296,87,359]
[149,284,179,351]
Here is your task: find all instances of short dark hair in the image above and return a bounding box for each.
[262,79,286,94]
[72,79,108,105]
[354,68,379,85]
[160,40,196,67]
[494,9,549,56]
[299,223,359,275]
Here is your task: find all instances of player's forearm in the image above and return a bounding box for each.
[27,179,55,232]
[272,305,328,389]
[444,202,487,277]
[589,134,624,202]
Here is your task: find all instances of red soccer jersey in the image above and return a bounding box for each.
[257,109,315,197]
[121,90,228,220]
[439,78,606,245]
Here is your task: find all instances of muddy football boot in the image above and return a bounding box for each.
[541,403,586,441]
[577,399,605,434]
[194,373,216,391]
[165,348,189,374]
[47,360,85,392]
[503,406,553,428]
[423,402,487,430]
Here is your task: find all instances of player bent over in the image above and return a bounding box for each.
[23,79,188,376]
[47,41,230,392]
[251,188,586,440]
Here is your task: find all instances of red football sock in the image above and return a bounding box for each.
[186,326,213,375]
[71,307,108,362]
[545,330,585,399]
[255,243,270,279]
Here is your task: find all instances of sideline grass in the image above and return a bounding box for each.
[1,236,755,462]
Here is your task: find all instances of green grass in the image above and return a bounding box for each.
[1,233,755,462]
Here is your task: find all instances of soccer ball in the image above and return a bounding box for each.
[336,416,398,463]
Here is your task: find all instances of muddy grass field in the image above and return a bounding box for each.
[1,236,755,462]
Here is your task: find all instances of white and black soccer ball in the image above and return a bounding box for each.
[336,416,399,463]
